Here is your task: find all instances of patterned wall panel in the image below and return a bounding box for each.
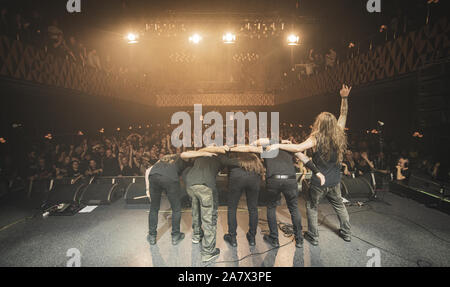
[156,93,275,107]
[0,18,448,107]
[0,35,151,105]
[278,18,450,104]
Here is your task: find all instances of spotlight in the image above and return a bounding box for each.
[189,34,202,44]
[222,33,236,44]
[126,33,139,44]
[287,34,299,46]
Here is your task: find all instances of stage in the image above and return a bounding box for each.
[0,190,449,267]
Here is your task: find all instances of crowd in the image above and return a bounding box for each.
[0,122,447,199]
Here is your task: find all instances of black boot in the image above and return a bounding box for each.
[263,234,279,248]
[172,233,185,245]
[303,232,318,246]
[147,234,157,245]
[224,234,237,247]
[246,232,256,246]
[338,229,351,242]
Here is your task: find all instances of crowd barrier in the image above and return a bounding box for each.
[23,173,313,210]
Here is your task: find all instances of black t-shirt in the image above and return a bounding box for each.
[311,148,341,187]
[264,150,296,178]
[120,166,136,176]
[102,157,120,176]
[67,168,82,178]
[229,166,260,179]
[150,156,186,182]
[186,154,239,189]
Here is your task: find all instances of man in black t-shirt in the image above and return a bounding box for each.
[145,154,194,246]
[263,149,304,248]
[102,149,120,176]
[182,146,240,262]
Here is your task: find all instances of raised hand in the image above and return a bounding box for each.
[340,84,352,98]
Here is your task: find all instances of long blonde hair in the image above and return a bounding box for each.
[310,112,347,163]
[229,152,265,177]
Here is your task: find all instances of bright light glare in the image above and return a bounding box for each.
[127,33,138,44]
[287,34,299,46]
[222,33,236,44]
[189,34,202,44]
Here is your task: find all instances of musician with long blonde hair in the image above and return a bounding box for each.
[268,84,352,246]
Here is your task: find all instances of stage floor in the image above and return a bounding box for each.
[1,190,450,267]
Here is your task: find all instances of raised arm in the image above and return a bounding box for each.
[230,145,263,153]
[337,84,351,129]
[268,137,316,153]
[198,146,228,154]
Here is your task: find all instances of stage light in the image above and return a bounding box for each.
[287,34,299,46]
[0,137,6,144]
[223,33,236,44]
[126,33,139,44]
[189,34,202,44]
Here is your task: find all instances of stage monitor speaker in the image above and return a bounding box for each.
[340,176,374,199]
[80,178,124,205]
[45,178,88,208]
[28,179,51,208]
[409,174,448,198]
[124,177,149,204]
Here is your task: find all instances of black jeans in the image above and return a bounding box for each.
[266,178,302,240]
[148,174,182,237]
[227,173,261,237]
[305,184,351,239]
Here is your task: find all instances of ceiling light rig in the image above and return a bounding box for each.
[222,33,236,44]
[287,34,300,46]
[189,34,202,44]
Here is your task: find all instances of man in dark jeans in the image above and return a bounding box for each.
[146,154,191,246]
[263,149,304,248]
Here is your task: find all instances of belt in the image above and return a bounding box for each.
[270,175,296,180]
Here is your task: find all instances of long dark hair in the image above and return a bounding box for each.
[229,152,265,177]
[310,112,347,163]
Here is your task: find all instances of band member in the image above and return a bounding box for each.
[251,139,306,249]
[181,146,240,262]
[269,84,352,246]
[144,153,198,246]
[223,145,264,247]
